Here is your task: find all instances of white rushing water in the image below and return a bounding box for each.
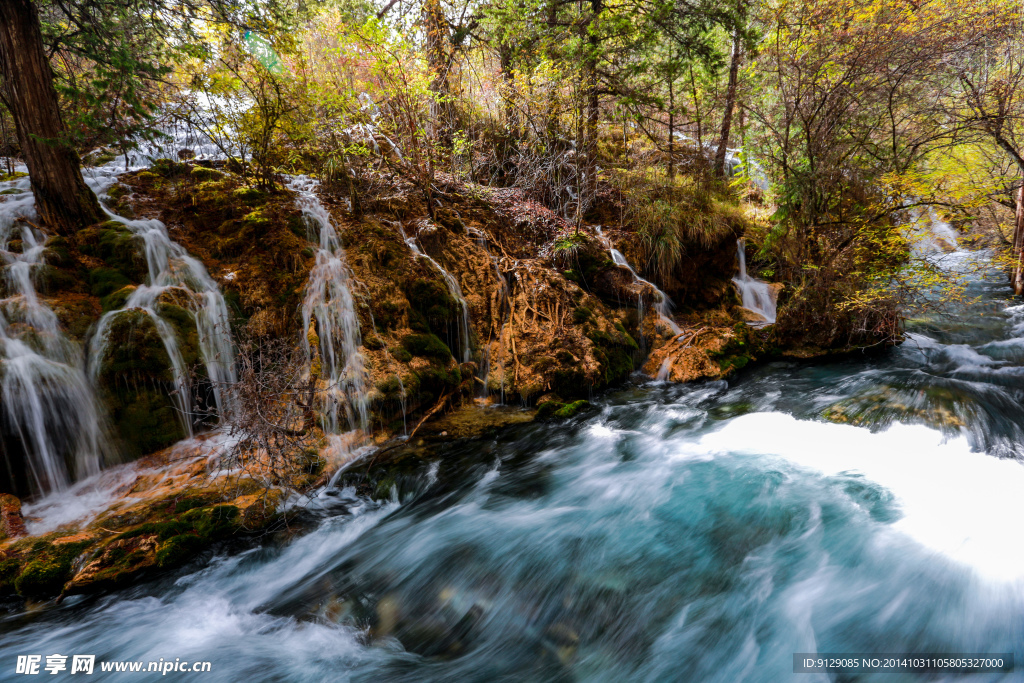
[397,219,472,363]
[84,166,238,427]
[0,174,111,494]
[732,238,777,325]
[290,176,370,434]
[594,225,682,335]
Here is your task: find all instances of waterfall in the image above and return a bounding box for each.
[85,167,237,427]
[289,176,369,434]
[0,175,111,495]
[396,221,472,364]
[732,239,777,325]
[594,226,682,335]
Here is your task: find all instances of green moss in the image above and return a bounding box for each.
[414,366,461,396]
[156,535,205,569]
[35,265,78,293]
[42,236,74,268]
[77,221,146,283]
[181,505,240,540]
[94,308,194,456]
[401,333,452,360]
[554,400,591,418]
[150,158,189,178]
[406,277,458,325]
[537,399,591,420]
[14,541,90,598]
[116,520,187,542]
[173,496,210,514]
[101,285,135,312]
[573,306,593,325]
[106,184,130,201]
[587,329,636,388]
[390,346,413,363]
[89,267,132,298]
[615,322,640,350]
[0,558,22,594]
[233,186,268,205]
[375,375,404,396]
[190,166,223,182]
[287,215,308,239]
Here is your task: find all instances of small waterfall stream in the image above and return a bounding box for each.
[85,168,238,427]
[289,176,369,434]
[594,225,682,334]
[469,228,509,401]
[396,220,472,363]
[0,175,110,494]
[732,238,777,325]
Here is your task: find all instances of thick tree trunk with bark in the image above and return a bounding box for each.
[714,30,742,178]
[0,0,104,235]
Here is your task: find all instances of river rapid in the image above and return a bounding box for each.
[2,247,1024,682]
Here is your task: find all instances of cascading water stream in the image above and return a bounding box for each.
[0,175,111,494]
[469,228,509,401]
[84,167,238,428]
[289,176,369,434]
[594,225,682,335]
[732,238,777,325]
[396,220,472,363]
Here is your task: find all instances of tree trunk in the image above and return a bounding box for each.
[545,0,559,142]
[499,42,518,135]
[667,74,675,180]
[714,29,742,178]
[1013,184,1024,295]
[0,0,104,235]
[424,0,450,145]
[583,0,601,210]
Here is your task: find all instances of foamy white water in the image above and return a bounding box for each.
[697,412,1024,582]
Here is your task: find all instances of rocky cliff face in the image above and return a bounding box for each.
[20,159,765,463]
[0,159,773,601]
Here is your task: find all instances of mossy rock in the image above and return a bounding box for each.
[536,400,591,420]
[233,186,268,205]
[106,183,130,202]
[96,309,175,383]
[34,265,78,294]
[89,267,133,298]
[155,534,205,569]
[42,236,74,268]
[241,209,272,233]
[554,400,591,418]
[191,166,223,182]
[95,308,198,456]
[101,285,135,313]
[0,558,22,595]
[150,158,190,178]
[389,346,413,363]
[0,188,24,195]
[77,221,147,283]
[401,333,452,360]
[13,541,89,598]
